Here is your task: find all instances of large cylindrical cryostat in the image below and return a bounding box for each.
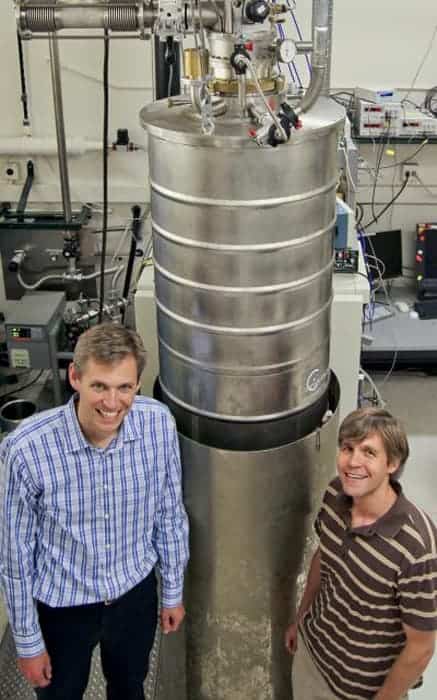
[140,6,344,693]
[141,93,344,698]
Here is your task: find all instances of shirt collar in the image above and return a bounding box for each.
[335,479,409,538]
[62,395,141,453]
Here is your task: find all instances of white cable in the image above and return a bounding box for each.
[366,255,386,277]
[403,24,437,103]
[365,235,392,307]
[242,58,288,143]
[359,368,386,407]
[110,221,132,264]
[341,145,357,193]
[378,139,429,170]
[379,349,399,389]
[45,58,153,91]
[414,173,437,200]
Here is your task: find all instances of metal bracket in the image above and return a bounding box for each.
[156,0,184,40]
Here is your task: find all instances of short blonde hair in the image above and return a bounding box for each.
[338,407,409,480]
[73,323,147,380]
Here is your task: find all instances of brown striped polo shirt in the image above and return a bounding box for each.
[300,477,437,700]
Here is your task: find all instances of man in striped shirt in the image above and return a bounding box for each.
[0,323,189,699]
[285,407,436,700]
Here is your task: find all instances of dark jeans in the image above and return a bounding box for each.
[35,570,158,700]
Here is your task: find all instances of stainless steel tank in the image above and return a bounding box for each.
[142,97,344,425]
[141,95,344,699]
[151,393,340,700]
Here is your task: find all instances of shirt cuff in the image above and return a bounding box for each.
[161,581,184,608]
[13,628,46,658]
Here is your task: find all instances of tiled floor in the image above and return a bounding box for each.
[373,372,437,699]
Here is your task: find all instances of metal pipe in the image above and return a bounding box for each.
[16,161,34,221]
[238,73,247,118]
[295,0,330,115]
[313,0,333,96]
[17,1,219,34]
[224,0,233,33]
[16,264,121,292]
[49,33,73,224]
[17,271,66,290]
[295,40,313,54]
[25,33,148,39]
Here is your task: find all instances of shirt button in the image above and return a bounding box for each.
[106,544,111,550]
[104,514,109,519]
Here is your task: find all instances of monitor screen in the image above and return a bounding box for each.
[363,229,403,279]
[424,227,437,278]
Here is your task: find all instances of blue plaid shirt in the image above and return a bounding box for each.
[0,395,189,657]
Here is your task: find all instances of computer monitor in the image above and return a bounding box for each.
[423,227,437,279]
[363,229,403,279]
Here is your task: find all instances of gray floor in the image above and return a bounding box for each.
[372,372,437,699]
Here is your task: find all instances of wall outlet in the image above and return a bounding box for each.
[400,161,419,181]
[2,162,21,183]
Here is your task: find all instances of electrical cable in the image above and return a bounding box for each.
[413,173,437,200]
[424,86,437,117]
[16,31,30,128]
[167,63,174,99]
[98,30,110,324]
[370,126,391,222]
[243,58,288,143]
[378,139,428,170]
[366,254,386,277]
[45,59,153,91]
[363,233,394,312]
[379,349,399,389]
[357,226,376,323]
[340,145,357,193]
[286,0,312,78]
[358,368,386,407]
[362,174,410,230]
[403,24,437,104]
[0,370,44,402]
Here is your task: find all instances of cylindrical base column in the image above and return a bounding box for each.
[156,374,339,700]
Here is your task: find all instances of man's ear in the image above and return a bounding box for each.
[68,363,81,392]
[388,459,401,476]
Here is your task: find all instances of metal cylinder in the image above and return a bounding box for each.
[141,28,345,699]
[153,376,340,700]
[16,1,218,35]
[140,97,344,424]
[0,399,37,433]
[49,34,73,224]
[313,0,333,95]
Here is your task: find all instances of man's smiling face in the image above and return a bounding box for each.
[68,354,139,447]
[337,431,400,501]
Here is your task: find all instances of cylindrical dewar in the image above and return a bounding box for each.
[141,97,344,423]
[153,376,340,700]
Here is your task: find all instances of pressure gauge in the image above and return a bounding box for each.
[277,39,296,64]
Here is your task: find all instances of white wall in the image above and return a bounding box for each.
[0,1,437,264]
